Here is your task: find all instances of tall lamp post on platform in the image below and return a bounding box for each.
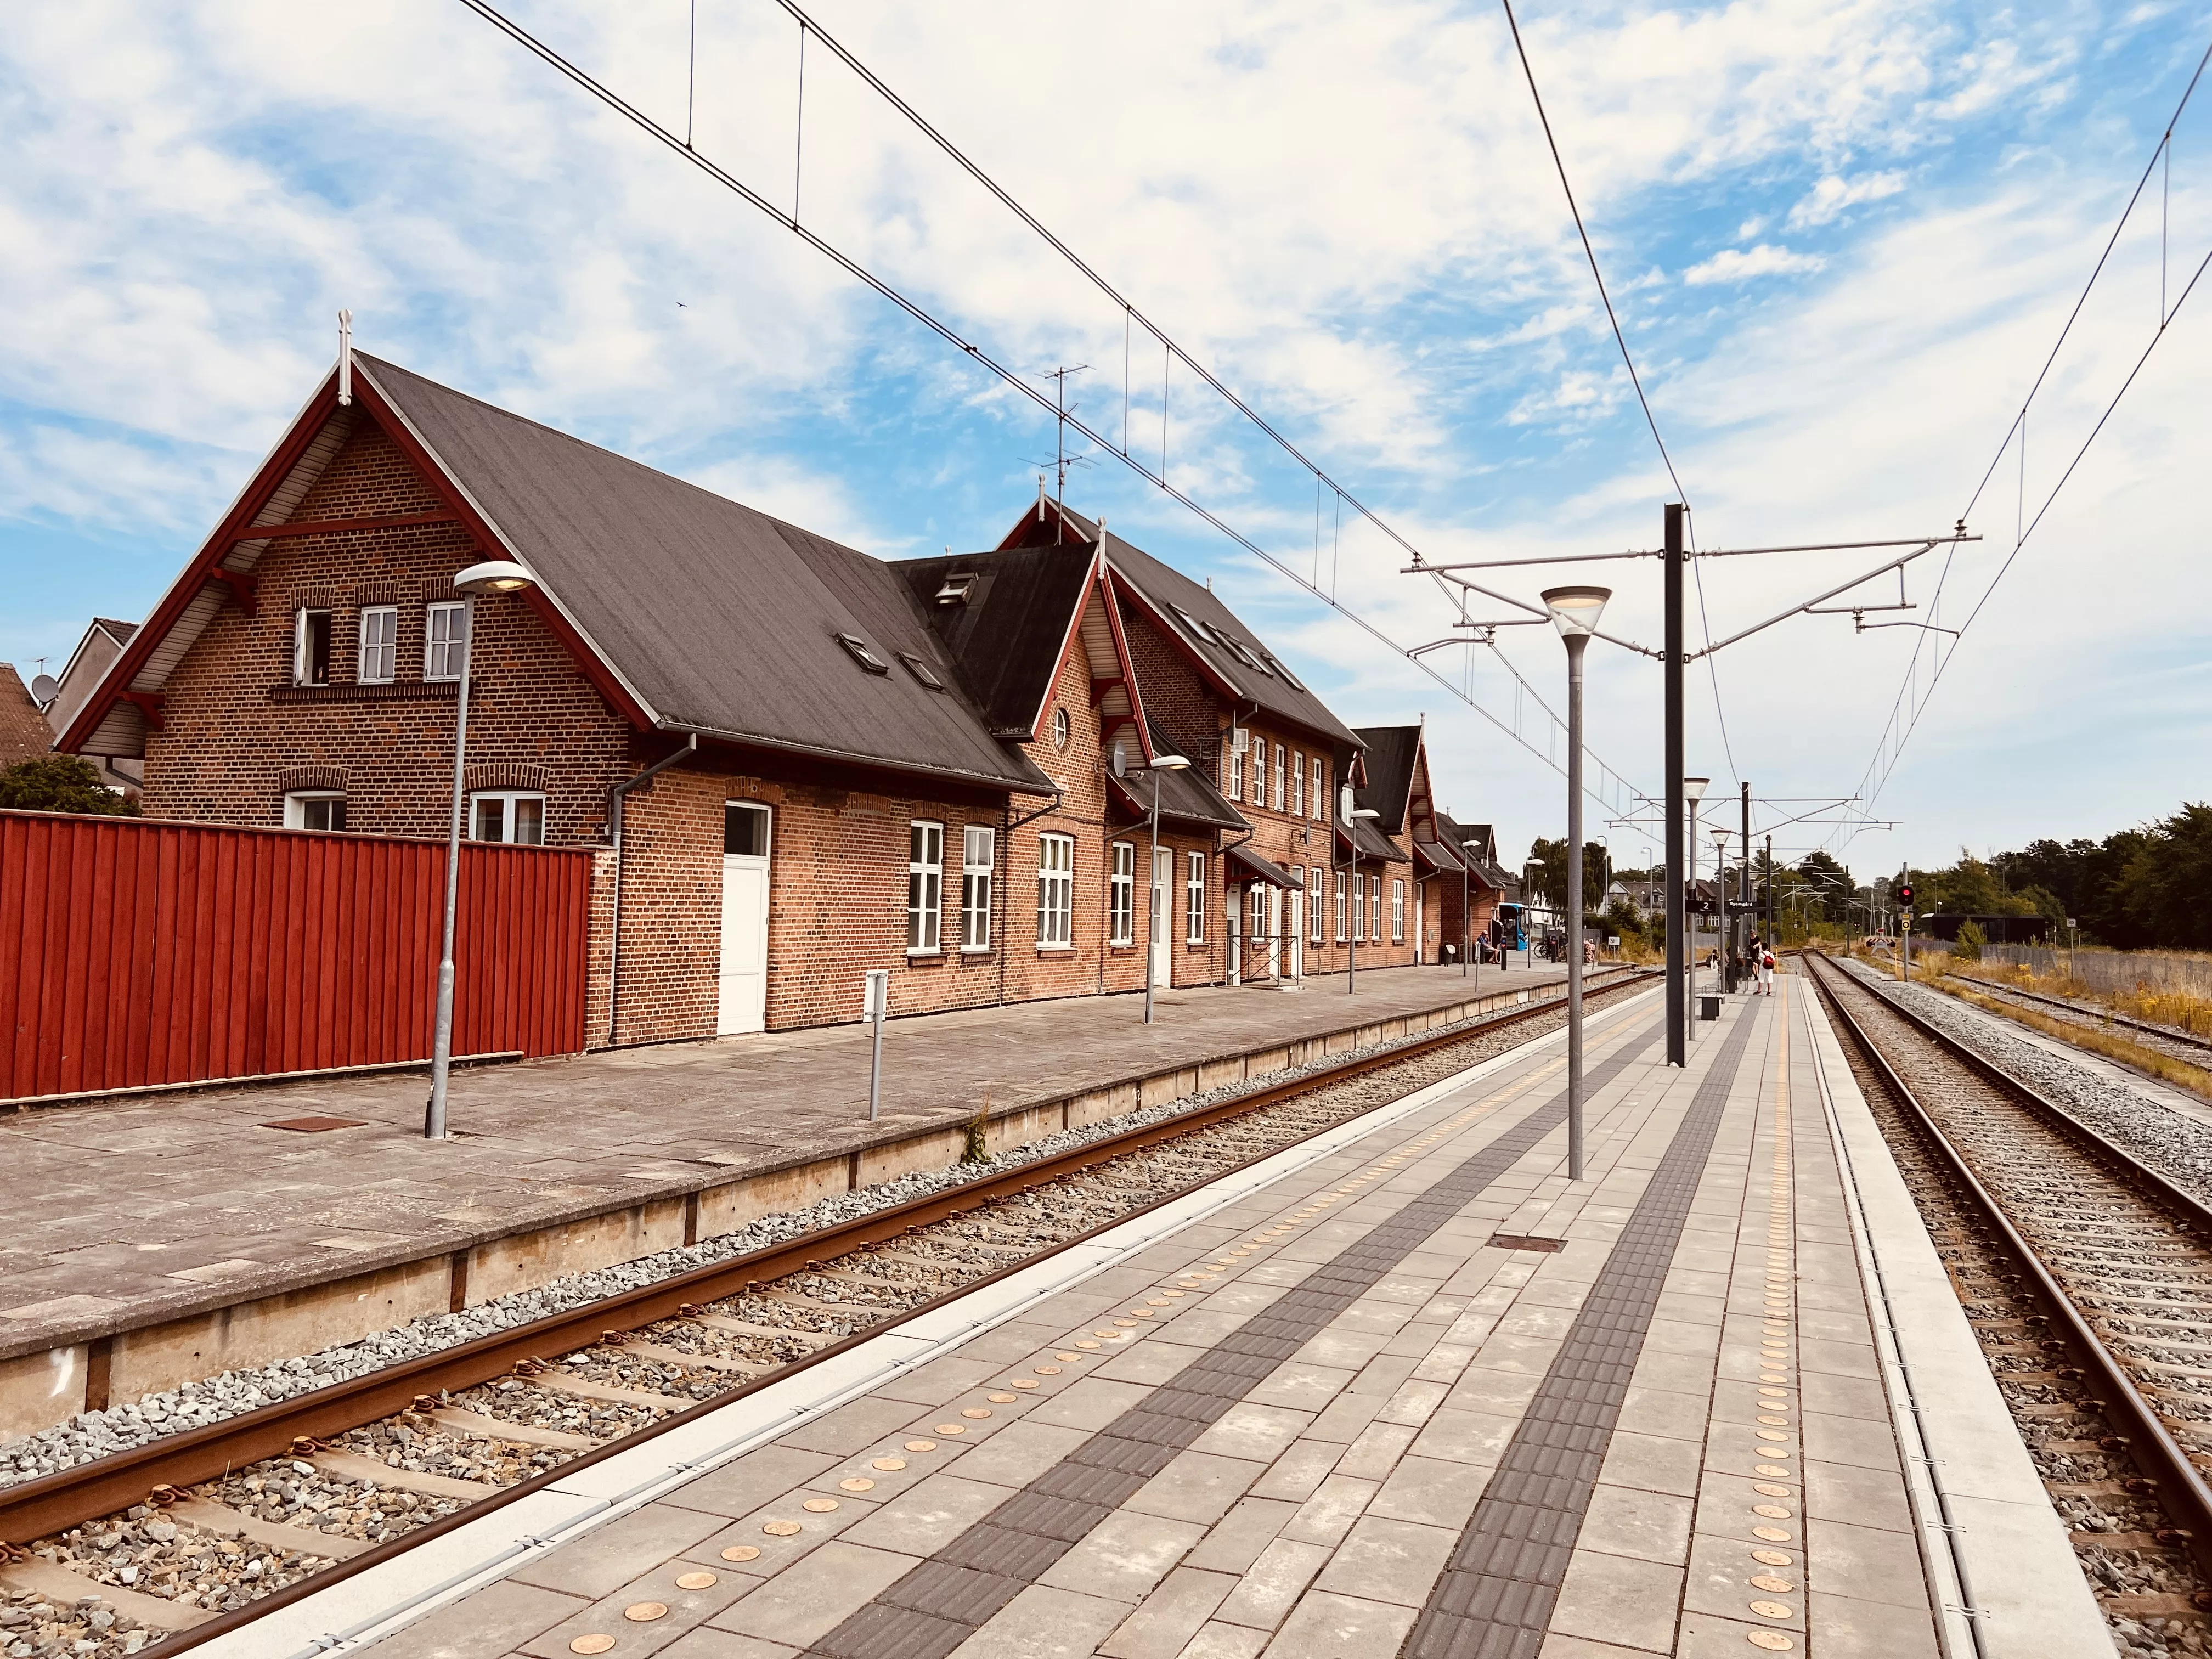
[1710,830,1733,995]
[1142,754,1191,1025]
[1340,785,1381,995]
[1542,584,1610,1184]
[1460,838,1486,990]
[1683,776,1708,1043]
[425,558,537,1142]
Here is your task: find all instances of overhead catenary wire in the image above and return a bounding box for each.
[452,0,1659,836]
[1839,32,2212,846]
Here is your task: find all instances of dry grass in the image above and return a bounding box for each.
[1949,957,2212,1040]
[1933,979,2212,1105]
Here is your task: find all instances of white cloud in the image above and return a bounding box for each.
[1683,244,1829,284]
[1787,170,1908,228]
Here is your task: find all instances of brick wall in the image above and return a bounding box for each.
[141,419,633,843]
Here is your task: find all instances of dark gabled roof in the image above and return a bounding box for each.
[1107,763,1248,833]
[1000,500,1361,754]
[893,545,1094,735]
[1338,813,1407,864]
[359,357,1051,794]
[1351,725,1421,834]
[1228,843,1302,889]
[0,665,50,765]
[1435,812,1507,889]
[92,619,139,646]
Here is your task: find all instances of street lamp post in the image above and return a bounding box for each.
[1461,838,1486,996]
[1542,584,1610,1184]
[1684,777,1708,1042]
[1711,830,1732,995]
[1143,755,1192,1025]
[426,558,537,1142]
[1341,785,1380,995]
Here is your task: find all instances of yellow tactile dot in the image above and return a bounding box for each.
[1751,1549,1792,1566]
[1075,1340,1101,1350]
[905,1440,936,1452]
[675,1571,718,1590]
[961,1408,992,1419]
[1010,1379,1039,1390]
[988,1393,1018,1403]
[1126,1310,1156,1319]
[623,1604,667,1623]
[840,1477,875,1492]
[1751,1575,1795,1593]
[872,1458,907,1471]
[934,1424,965,1435]
[1754,1483,1791,1498]
[1147,1297,1174,1306]
[1748,1601,1794,1620]
[570,1637,614,1654]
[762,1520,802,1537]
[1752,1525,1792,1541]
[721,1545,762,1562]
[1757,1415,1788,1426]
[1094,1329,1122,1338]
[802,1498,839,1513]
[1036,1365,1063,1375]
[1752,1505,1791,1519]
[1053,1353,1080,1362]
[1114,1318,1141,1327]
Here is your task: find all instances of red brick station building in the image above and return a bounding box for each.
[57,356,1510,1045]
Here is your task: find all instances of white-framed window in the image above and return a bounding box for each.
[1291,753,1304,818]
[1308,868,1324,943]
[961,826,994,951]
[1250,884,1268,941]
[1226,736,1244,802]
[358,606,397,684]
[284,791,346,832]
[1186,852,1206,944]
[425,601,467,681]
[1392,879,1406,943]
[1312,761,1327,821]
[294,608,331,687]
[1250,740,1266,809]
[471,792,544,844]
[725,801,770,857]
[1336,870,1348,940]
[1273,744,1285,811]
[907,820,944,953]
[1370,876,1383,943]
[1037,833,1073,948]
[1352,873,1364,940]
[1109,841,1135,945]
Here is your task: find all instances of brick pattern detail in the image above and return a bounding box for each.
[1404,1012,1760,1659]
[800,1029,1664,1659]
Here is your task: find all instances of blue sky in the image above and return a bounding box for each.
[4,0,2208,884]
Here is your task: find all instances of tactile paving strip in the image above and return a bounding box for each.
[1401,1007,1763,1659]
[798,1032,1664,1659]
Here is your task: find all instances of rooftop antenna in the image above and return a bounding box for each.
[337,309,353,405]
[1042,365,1088,540]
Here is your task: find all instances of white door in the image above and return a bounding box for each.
[1268,887,1283,981]
[718,802,771,1035]
[1289,891,1304,981]
[1150,849,1173,988]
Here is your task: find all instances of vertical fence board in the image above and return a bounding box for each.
[0,812,590,1099]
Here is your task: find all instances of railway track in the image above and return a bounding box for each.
[1803,952,2212,1656]
[1946,973,2212,1068]
[0,969,1650,1659]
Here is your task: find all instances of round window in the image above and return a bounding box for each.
[1052,707,1071,752]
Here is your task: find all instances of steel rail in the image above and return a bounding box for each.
[1950,974,2212,1057]
[1802,952,2212,1581]
[1,971,1651,1595]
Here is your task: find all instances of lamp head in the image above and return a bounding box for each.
[453,559,536,596]
[1150,753,1191,771]
[1684,775,1710,804]
[1352,808,1380,820]
[1540,584,1611,639]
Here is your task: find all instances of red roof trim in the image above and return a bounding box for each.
[1102,568,1246,705]
[1024,548,1105,743]
[1095,571,1155,765]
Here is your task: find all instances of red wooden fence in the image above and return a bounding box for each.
[1,810,592,1102]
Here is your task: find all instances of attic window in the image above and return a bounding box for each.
[898,651,945,690]
[1212,628,1269,675]
[836,633,891,674]
[935,572,979,606]
[1264,653,1306,691]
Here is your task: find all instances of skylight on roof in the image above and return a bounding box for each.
[898,651,945,690]
[935,573,979,605]
[836,633,891,674]
[1264,653,1305,691]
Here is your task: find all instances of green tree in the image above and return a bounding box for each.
[1954,919,1987,961]
[0,755,139,816]
[2115,804,2212,950]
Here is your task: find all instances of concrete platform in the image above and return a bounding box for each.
[275,973,2094,1659]
[0,962,1590,1440]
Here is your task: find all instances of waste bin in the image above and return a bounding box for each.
[1699,994,1723,1022]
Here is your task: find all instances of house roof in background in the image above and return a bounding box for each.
[894,544,1095,736]
[0,666,50,766]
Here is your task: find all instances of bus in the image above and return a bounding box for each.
[1493,903,1526,953]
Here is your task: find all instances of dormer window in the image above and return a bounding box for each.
[836,632,890,674]
[934,572,979,605]
[898,651,945,690]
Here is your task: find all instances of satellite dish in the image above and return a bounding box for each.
[1111,741,1127,778]
[30,674,58,706]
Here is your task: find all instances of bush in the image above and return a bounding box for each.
[1954,919,1987,961]
[0,754,139,816]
